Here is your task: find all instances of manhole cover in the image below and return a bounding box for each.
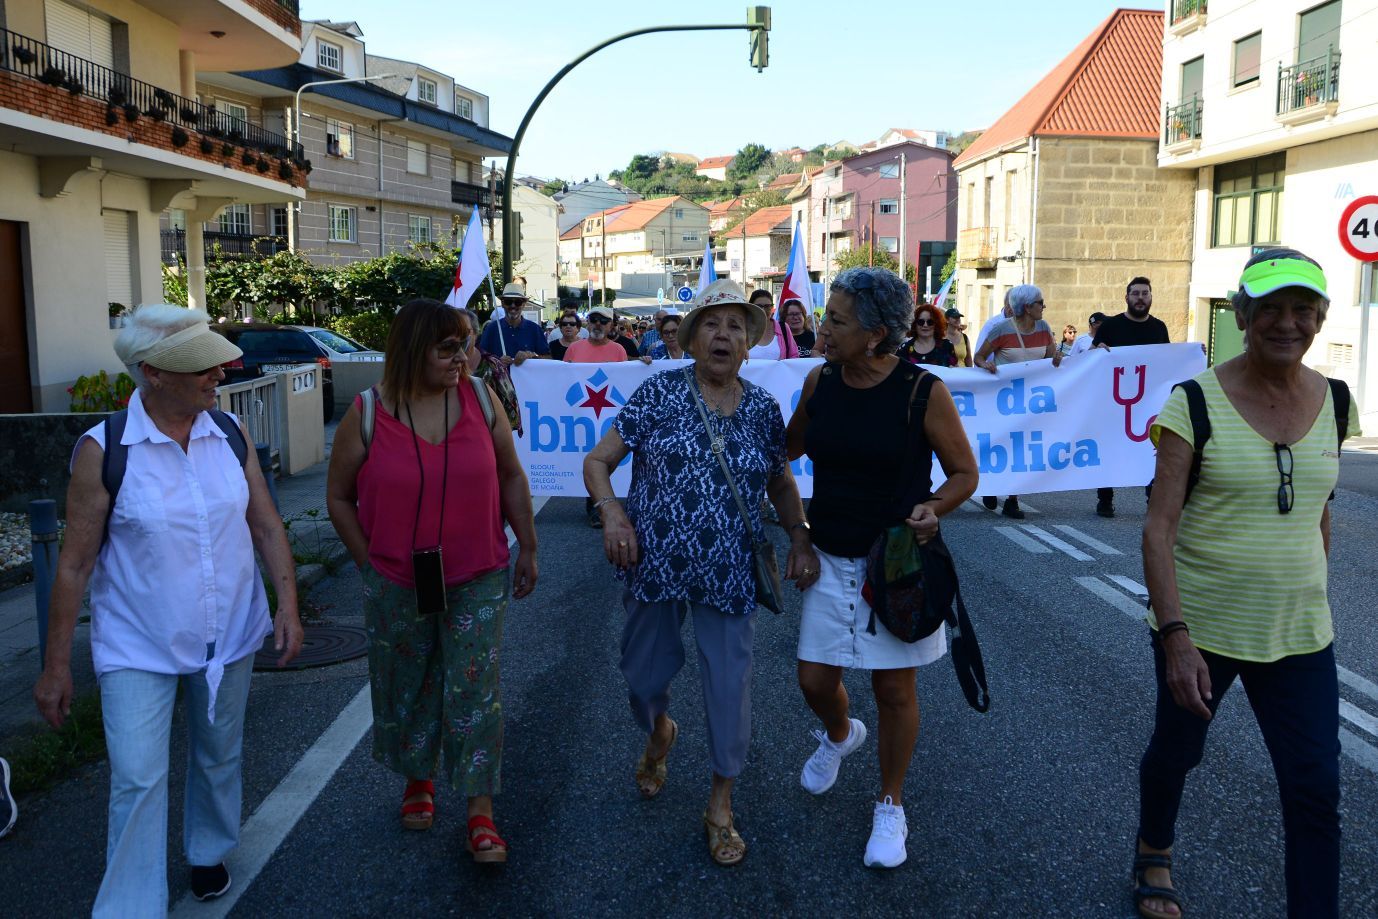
[254,625,369,671]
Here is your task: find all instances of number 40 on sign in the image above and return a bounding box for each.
[1339,195,1378,262]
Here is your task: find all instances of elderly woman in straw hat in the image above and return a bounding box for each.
[584,279,818,867]
[34,305,302,915]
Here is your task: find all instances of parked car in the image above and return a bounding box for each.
[210,323,335,423]
[298,326,384,363]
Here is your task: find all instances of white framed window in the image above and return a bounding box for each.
[218,204,251,236]
[836,197,853,219]
[219,100,249,131]
[455,94,473,119]
[328,204,356,243]
[674,208,685,219]
[168,209,187,231]
[407,214,432,244]
[326,118,354,159]
[317,40,342,73]
[682,233,698,242]
[417,77,438,106]
[878,199,899,215]
[878,236,899,253]
[406,139,428,175]
[879,162,900,179]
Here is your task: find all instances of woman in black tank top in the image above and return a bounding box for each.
[784,267,978,869]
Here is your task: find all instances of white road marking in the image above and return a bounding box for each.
[1339,665,1378,706]
[1075,576,1146,620]
[169,685,373,919]
[1020,525,1094,561]
[1052,524,1123,556]
[170,500,550,916]
[1106,575,1149,597]
[994,526,1052,554]
[1340,700,1378,738]
[1340,728,1378,775]
[958,501,981,513]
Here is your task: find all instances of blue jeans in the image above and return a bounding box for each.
[93,652,254,918]
[1137,633,1341,919]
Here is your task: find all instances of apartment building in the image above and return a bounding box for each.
[0,0,305,411]
[722,205,792,290]
[953,8,1196,336]
[559,196,709,292]
[185,18,511,266]
[493,182,558,306]
[552,177,640,235]
[1157,0,1378,425]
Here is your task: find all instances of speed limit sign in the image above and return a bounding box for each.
[1339,195,1378,262]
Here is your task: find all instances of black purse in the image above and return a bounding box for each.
[686,368,784,615]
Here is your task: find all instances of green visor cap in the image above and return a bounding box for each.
[1239,257,1328,301]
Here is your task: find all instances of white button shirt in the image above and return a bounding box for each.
[75,389,270,721]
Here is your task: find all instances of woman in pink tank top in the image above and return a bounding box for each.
[327,299,537,864]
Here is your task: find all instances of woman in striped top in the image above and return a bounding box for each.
[1132,249,1360,919]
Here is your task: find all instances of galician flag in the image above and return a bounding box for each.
[696,236,718,295]
[779,219,813,311]
[932,273,956,312]
[444,207,490,310]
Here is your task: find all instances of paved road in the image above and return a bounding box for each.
[4,474,1378,916]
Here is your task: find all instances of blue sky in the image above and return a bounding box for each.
[300,0,1138,181]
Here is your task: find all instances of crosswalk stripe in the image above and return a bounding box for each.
[1075,576,1145,620]
[1340,700,1378,738]
[1052,525,1123,556]
[1339,665,1378,705]
[1340,728,1378,774]
[1106,575,1148,597]
[1020,525,1093,561]
[958,501,981,513]
[994,526,1051,553]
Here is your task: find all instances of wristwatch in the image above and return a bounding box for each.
[790,521,811,535]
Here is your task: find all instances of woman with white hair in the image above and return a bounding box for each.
[973,284,1061,519]
[33,305,302,915]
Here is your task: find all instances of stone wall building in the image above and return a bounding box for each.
[953,8,1196,338]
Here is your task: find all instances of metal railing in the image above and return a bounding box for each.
[451,179,494,208]
[0,26,303,160]
[161,229,287,264]
[1164,96,1203,145]
[958,227,996,264]
[1171,0,1206,24]
[272,0,300,14]
[1277,48,1340,116]
[217,375,281,460]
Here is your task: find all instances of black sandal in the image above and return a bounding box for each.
[1132,852,1185,919]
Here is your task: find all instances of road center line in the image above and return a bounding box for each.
[1075,576,1146,620]
[1105,575,1148,597]
[171,498,551,916]
[1340,728,1378,775]
[994,526,1052,554]
[1052,524,1123,556]
[1019,525,1094,561]
[1339,665,1378,705]
[1340,700,1378,738]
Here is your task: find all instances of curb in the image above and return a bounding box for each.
[295,539,351,594]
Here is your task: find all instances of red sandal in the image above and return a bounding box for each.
[400,779,434,831]
[467,815,508,864]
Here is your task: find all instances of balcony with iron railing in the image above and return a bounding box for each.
[1169,0,1206,35]
[0,26,307,181]
[1164,96,1203,152]
[1277,48,1341,124]
[958,227,997,269]
[161,229,287,265]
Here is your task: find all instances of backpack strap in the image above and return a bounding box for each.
[1174,379,1210,505]
[469,375,496,431]
[101,410,131,543]
[359,385,377,456]
[208,410,249,468]
[1328,377,1350,449]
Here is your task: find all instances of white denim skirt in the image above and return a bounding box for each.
[797,548,947,670]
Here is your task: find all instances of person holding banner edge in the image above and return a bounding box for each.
[786,266,979,869]
[1132,249,1360,919]
[584,278,816,867]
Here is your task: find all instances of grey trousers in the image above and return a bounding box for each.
[619,590,754,779]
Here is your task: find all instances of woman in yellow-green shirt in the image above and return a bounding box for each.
[1132,248,1359,919]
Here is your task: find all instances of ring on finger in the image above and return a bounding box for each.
[618,540,629,548]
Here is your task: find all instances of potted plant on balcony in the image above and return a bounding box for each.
[108,302,128,329]
[12,44,37,66]
[39,66,65,86]
[1171,117,1191,143]
[1296,70,1322,108]
[179,104,200,125]
[200,136,215,155]
[170,126,189,148]
[122,103,140,123]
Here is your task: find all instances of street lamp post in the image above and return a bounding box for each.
[500,12,770,284]
[286,74,399,251]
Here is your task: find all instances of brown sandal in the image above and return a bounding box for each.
[400,779,434,831]
[634,719,678,799]
[703,811,746,866]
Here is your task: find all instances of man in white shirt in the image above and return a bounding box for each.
[973,289,1014,352]
[1068,312,1105,357]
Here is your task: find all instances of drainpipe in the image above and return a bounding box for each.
[1027,137,1040,286]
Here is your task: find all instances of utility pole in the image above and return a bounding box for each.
[487,160,497,242]
[600,209,607,315]
[868,199,876,266]
[897,149,907,285]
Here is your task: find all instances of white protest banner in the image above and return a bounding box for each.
[510,343,1206,498]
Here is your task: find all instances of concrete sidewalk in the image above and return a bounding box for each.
[0,423,342,747]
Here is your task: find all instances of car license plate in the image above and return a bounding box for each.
[262,363,298,372]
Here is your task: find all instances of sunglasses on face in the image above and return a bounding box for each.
[434,337,472,359]
[915,318,935,327]
[588,316,611,325]
[559,321,578,328]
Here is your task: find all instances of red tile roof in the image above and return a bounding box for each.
[767,172,802,191]
[710,196,745,217]
[560,224,582,241]
[697,155,735,169]
[731,205,793,238]
[576,196,703,235]
[954,8,1164,168]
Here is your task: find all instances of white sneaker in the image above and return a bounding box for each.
[800,718,867,795]
[863,796,908,868]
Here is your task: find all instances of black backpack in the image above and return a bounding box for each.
[1176,377,1350,504]
[100,409,249,542]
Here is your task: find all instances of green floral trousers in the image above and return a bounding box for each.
[361,564,508,797]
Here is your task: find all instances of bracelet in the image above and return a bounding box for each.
[1158,620,1190,640]
[592,496,618,512]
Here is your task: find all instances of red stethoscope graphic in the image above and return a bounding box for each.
[1113,365,1157,442]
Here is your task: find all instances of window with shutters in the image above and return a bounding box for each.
[455,94,474,120]
[407,215,432,244]
[406,139,427,175]
[326,119,353,159]
[103,209,134,309]
[45,0,115,69]
[328,205,356,243]
[317,40,342,73]
[878,199,899,215]
[1233,32,1262,87]
[417,77,438,106]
